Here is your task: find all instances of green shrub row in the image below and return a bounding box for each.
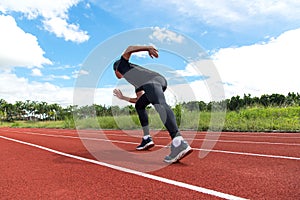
[1,106,299,132]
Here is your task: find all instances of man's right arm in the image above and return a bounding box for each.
[122,45,159,60]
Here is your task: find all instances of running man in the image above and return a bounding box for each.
[113,45,193,163]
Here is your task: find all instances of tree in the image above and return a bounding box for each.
[260,95,270,107]
[228,95,242,111]
[182,101,199,111]
[4,103,14,121]
[173,104,182,126]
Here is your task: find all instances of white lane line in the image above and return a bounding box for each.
[171,131,300,139]
[6,129,300,146]
[93,133,300,146]
[5,130,300,161]
[0,136,248,200]
[20,128,300,139]
[196,148,300,161]
[191,138,300,146]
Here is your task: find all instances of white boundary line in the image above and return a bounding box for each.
[0,136,248,200]
[4,130,300,161]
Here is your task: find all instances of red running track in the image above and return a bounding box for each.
[1,127,300,199]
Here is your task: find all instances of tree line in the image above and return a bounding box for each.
[1,92,299,122]
[182,92,300,112]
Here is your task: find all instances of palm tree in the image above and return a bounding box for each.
[14,101,25,120]
[0,99,7,121]
[48,103,63,120]
[36,101,49,120]
[24,100,38,121]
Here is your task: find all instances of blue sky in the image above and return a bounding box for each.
[1,0,300,106]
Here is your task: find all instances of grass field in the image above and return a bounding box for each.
[1,106,299,132]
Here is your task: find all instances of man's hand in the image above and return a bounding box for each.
[113,89,144,103]
[148,46,159,58]
[113,89,124,100]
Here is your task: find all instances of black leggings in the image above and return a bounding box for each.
[135,78,180,139]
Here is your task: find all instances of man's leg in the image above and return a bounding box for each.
[143,82,193,163]
[135,94,154,150]
[143,83,180,139]
[135,94,150,136]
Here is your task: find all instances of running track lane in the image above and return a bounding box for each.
[1,128,300,199]
[0,128,244,200]
[0,136,223,200]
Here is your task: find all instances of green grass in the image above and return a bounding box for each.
[1,106,299,132]
[0,120,65,129]
[223,106,300,132]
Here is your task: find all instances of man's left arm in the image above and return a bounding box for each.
[113,89,144,103]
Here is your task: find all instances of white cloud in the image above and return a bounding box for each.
[0,15,52,69]
[71,87,117,107]
[101,1,300,39]
[49,75,71,80]
[52,64,77,70]
[0,0,89,43]
[0,72,72,106]
[0,71,116,107]
[72,69,89,78]
[172,59,225,103]
[212,28,300,98]
[157,0,300,26]
[31,68,42,76]
[167,81,212,103]
[94,88,116,106]
[174,63,201,77]
[170,28,300,102]
[149,27,184,43]
[132,51,148,59]
[43,17,89,43]
[94,0,300,30]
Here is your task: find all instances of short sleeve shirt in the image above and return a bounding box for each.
[116,56,166,92]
